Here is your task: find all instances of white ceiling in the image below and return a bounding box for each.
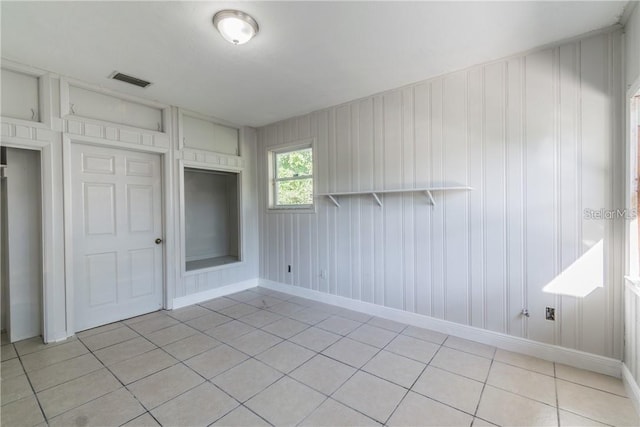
[1,1,627,127]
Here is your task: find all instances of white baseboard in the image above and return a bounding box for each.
[172,279,259,309]
[260,279,622,378]
[623,364,640,415]
[47,334,74,344]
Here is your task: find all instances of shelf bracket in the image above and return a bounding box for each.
[425,190,436,206]
[371,192,382,207]
[327,195,341,207]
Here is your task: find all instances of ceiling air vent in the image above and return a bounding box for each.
[110,72,151,88]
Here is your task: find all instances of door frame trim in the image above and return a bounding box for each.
[1,121,62,342]
[179,159,246,277]
[62,134,174,335]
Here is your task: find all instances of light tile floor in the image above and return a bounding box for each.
[1,287,639,427]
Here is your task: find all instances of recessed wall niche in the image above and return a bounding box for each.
[184,167,240,272]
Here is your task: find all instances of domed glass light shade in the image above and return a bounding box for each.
[213,10,259,45]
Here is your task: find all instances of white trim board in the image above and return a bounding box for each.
[623,363,640,417]
[62,134,174,335]
[1,119,66,343]
[259,279,623,378]
[172,279,259,309]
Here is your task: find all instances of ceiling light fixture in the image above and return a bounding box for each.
[213,10,259,45]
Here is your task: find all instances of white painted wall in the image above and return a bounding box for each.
[1,69,39,121]
[0,27,623,359]
[68,84,163,131]
[4,148,42,341]
[182,114,239,156]
[1,62,260,339]
[257,29,624,359]
[626,3,640,88]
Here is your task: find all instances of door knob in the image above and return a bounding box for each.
[155,238,163,244]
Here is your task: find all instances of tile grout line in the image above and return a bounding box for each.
[471,349,495,422]
[554,375,634,398]
[30,337,129,423]
[6,287,632,426]
[199,291,395,425]
[22,352,103,394]
[481,353,574,410]
[56,329,152,425]
[138,292,308,424]
[306,323,502,424]
[557,408,616,427]
[554,362,560,427]
[9,292,457,426]
[11,342,49,425]
[80,315,243,426]
[199,292,327,425]
[306,324,406,425]
[38,319,208,425]
[382,339,445,426]
[412,347,495,421]
[264,290,632,402]
[293,395,332,427]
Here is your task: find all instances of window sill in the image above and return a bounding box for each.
[625,275,640,287]
[267,205,316,214]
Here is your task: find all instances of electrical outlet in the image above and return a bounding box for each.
[287,265,291,273]
[545,307,556,321]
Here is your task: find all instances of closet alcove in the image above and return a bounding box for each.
[184,167,240,272]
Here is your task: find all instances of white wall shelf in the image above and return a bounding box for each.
[317,186,473,207]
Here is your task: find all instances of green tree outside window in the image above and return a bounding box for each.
[274,148,313,206]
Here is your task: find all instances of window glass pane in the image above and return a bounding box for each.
[276,148,312,179]
[276,178,313,205]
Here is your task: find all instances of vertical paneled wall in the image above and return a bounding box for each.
[257,30,624,358]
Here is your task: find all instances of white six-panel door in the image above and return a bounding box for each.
[72,144,163,331]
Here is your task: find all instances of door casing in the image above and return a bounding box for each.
[70,143,164,331]
[63,134,174,336]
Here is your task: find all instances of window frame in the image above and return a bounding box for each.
[267,139,316,213]
[626,85,640,284]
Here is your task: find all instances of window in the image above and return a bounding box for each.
[269,144,314,209]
